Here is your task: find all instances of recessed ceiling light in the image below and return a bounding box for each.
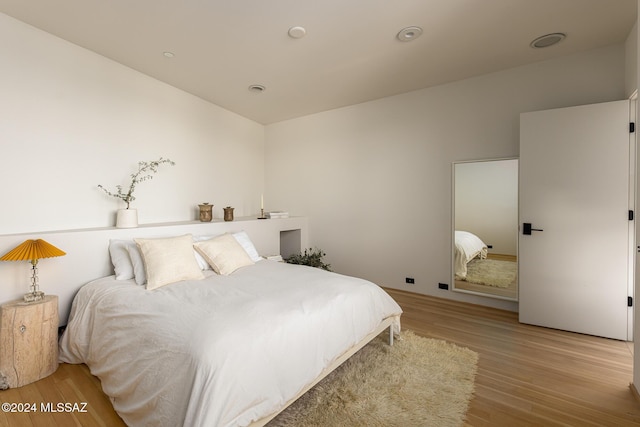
[163,51,175,58]
[530,33,566,49]
[288,26,307,39]
[397,26,423,42]
[248,84,266,93]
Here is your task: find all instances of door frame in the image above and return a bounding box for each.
[631,92,637,342]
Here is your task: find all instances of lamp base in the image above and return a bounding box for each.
[23,291,44,303]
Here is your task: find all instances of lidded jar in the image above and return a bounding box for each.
[223,206,234,222]
[199,203,213,222]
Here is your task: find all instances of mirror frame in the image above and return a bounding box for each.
[451,157,519,301]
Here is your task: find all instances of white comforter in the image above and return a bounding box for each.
[454,230,488,279]
[59,260,402,427]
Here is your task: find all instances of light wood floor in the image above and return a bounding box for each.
[0,362,126,427]
[1,290,639,426]
[387,288,640,426]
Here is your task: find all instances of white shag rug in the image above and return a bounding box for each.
[267,330,478,427]
[464,258,517,288]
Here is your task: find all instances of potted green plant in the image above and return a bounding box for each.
[284,248,332,271]
[98,157,175,228]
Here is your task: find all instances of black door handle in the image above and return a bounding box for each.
[523,223,543,235]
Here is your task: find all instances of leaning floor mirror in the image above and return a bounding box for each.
[452,158,518,301]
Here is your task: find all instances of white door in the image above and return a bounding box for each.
[519,100,631,340]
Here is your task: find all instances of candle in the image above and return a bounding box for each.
[261,194,264,210]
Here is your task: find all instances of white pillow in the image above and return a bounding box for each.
[194,233,254,275]
[134,234,205,290]
[126,244,147,286]
[232,231,262,262]
[108,239,136,280]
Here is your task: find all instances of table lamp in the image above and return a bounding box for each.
[0,239,66,302]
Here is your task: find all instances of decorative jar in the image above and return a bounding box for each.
[224,206,234,222]
[199,203,213,222]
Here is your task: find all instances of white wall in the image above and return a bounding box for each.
[454,159,518,256]
[0,13,265,235]
[265,45,627,311]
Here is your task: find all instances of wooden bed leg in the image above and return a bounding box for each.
[389,324,394,346]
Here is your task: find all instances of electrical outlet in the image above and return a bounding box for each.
[487,244,493,249]
[405,277,415,284]
[438,283,449,290]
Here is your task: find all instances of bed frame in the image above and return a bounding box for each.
[249,315,399,427]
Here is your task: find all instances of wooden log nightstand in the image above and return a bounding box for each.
[0,295,59,389]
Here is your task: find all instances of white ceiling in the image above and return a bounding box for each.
[0,0,636,124]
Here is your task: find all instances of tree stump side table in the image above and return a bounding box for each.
[0,295,59,389]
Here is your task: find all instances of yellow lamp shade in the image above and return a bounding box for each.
[0,239,66,264]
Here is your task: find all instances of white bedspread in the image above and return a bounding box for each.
[454,230,488,279]
[59,260,402,427]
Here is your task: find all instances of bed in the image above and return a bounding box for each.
[58,232,402,427]
[454,230,488,280]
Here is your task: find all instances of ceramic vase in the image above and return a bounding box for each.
[116,209,138,228]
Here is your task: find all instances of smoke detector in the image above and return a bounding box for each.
[288,26,307,39]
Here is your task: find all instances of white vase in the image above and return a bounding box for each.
[116,209,138,228]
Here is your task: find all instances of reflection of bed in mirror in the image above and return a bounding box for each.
[454,230,488,279]
[454,230,517,298]
[452,159,518,301]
